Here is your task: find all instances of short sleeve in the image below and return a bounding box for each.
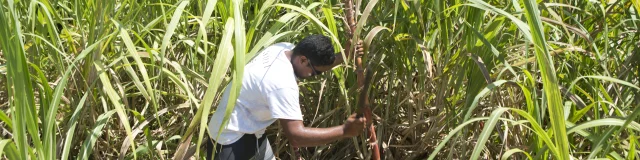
[266,88,303,120]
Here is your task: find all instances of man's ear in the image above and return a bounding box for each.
[299,56,308,65]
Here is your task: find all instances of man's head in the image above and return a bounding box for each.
[291,35,335,79]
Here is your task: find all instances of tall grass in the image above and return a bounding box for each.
[1,0,639,159]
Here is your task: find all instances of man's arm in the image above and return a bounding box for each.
[279,113,365,147]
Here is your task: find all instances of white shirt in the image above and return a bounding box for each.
[208,42,303,145]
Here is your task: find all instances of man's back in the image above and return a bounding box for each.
[205,35,367,160]
[208,42,302,145]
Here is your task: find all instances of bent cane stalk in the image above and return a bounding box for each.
[356,66,380,160]
[341,0,380,159]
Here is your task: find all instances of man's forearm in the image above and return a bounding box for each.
[280,118,348,147]
[288,125,346,147]
[280,115,365,147]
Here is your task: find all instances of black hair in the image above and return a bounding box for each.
[292,35,336,66]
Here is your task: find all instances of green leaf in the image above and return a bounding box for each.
[273,3,344,55]
[78,110,117,160]
[0,139,19,160]
[196,0,219,56]
[160,0,189,56]
[246,12,302,62]
[0,1,43,159]
[522,0,569,159]
[114,20,156,106]
[427,117,490,160]
[0,110,12,131]
[180,13,234,160]
[630,134,637,160]
[0,139,12,158]
[61,91,91,160]
[45,33,112,160]
[94,60,136,159]
[470,107,508,160]
[567,118,640,134]
[501,148,533,160]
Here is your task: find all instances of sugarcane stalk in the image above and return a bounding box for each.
[293,1,357,158]
[292,0,380,159]
[342,0,381,159]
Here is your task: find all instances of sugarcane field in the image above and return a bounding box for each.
[1,0,640,159]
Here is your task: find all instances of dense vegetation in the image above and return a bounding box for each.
[1,0,639,159]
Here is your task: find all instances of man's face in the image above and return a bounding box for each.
[291,55,328,79]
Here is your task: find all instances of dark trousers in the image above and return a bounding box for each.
[206,134,274,160]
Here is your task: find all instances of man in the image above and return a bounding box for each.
[207,35,366,160]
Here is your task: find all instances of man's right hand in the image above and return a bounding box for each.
[343,113,367,137]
